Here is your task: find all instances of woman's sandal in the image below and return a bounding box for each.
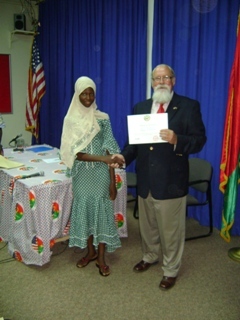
[96,262,111,276]
[76,254,98,268]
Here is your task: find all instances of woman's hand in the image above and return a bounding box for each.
[110,154,125,168]
[76,151,125,167]
[104,152,125,168]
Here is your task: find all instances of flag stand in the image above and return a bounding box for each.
[228,247,240,262]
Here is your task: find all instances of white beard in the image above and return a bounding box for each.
[152,85,172,103]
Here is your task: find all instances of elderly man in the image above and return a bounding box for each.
[114,64,206,290]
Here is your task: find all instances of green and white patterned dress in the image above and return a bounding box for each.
[69,118,121,252]
[0,113,5,128]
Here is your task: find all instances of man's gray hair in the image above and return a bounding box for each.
[151,64,175,78]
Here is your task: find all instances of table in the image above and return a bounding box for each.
[0,145,127,266]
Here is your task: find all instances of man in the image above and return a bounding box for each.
[114,64,206,290]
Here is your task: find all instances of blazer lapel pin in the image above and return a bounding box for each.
[173,106,178,110]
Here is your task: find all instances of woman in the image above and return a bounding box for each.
[0,113,5,155]
[60,77,123,276]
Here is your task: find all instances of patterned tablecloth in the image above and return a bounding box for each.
[0,145,127,266]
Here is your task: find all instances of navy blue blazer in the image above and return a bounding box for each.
[122,93,207,200]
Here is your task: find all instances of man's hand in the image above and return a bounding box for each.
[110,154,125,168]
[159,129,177,145]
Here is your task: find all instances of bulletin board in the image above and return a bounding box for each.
[0,54,12,113]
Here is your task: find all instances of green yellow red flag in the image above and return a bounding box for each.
[219,13,240,242]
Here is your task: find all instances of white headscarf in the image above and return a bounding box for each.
[60,76,108,168]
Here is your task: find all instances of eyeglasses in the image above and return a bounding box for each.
[152,76,173,83]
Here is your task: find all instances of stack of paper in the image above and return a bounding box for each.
[0,155,24,169]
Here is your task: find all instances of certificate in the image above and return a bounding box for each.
[127,113,168,144]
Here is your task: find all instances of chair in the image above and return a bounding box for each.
[126,172,138,219]
[185,157,213,241]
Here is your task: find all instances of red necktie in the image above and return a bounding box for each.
[157,104,164,113]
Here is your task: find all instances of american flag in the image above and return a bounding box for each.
[25,37,46,141]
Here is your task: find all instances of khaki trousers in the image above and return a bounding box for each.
[138,193,186,277]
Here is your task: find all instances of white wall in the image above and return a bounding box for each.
[0,0,38,148]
